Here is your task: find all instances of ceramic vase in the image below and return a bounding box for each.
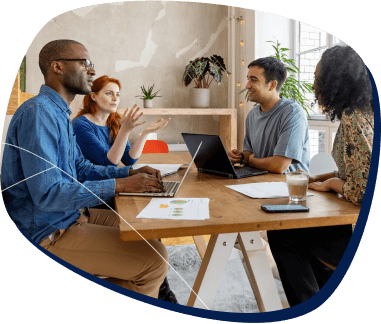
[189,88,210,108]
[143,99,153,108]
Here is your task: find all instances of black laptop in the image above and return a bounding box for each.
[181,133,268,179]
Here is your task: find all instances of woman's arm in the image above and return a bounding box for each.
[308,172,335,183]
[308,177,345,195]
[128,118,171,159]
[308,113,373,205]
[106,105,145,165]
[340,115,373,205]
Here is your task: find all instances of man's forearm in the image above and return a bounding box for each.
[248,155,291,174]
[241,151,253,165]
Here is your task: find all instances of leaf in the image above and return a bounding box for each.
[287,68,298,74]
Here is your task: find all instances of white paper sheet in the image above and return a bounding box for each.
[136,198,210,220]
[226,182,314,199]
[131,164,186,177]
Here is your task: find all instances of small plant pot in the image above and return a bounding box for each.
[143,99,153,108]
[189,88,210,108]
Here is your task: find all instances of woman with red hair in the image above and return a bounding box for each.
[72,75,169,167]
[72,76,177,304]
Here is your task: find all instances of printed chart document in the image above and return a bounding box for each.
[136,198,210,220]
[131,164,186,177]
[226,182,314,199]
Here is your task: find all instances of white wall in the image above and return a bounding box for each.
[254,11,293,60]
[24,2,229,145]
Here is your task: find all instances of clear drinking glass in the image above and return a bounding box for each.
[286,171,309,202]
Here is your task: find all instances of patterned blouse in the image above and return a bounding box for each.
[331,106,374,205]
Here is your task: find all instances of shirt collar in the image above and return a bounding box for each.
[39,84,72,116]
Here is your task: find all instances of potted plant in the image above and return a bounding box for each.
[240,40,314,115]
[183,55,231,108]
[135,84,162,108]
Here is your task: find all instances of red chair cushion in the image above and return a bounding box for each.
[142,140,169,153]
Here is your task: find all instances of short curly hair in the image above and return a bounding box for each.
[314,45,373,121]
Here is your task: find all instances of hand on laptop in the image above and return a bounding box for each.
[228,149,242,165]
[129,165,162,180]
[115,174,165,193]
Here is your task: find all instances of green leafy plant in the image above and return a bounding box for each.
[183,55,231,88]
[135,85,162,100]
[240,40,314,115]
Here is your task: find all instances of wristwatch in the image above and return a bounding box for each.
[240,153,245,164]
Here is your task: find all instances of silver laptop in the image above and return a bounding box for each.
[119,142,202,197]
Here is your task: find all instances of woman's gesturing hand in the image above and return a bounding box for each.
[142,118,171,135]
[120,104,146,133]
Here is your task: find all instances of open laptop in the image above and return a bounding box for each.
[119,142,202,197]
[182,133,268,179]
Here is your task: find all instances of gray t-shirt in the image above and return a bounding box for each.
[243,97,310,173]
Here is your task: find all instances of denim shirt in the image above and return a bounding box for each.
[1,85,131,244]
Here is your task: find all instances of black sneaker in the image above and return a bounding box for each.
[158,277,179,304]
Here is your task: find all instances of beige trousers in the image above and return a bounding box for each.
[39,209,169,298]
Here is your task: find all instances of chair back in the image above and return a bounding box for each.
[142,140,169,153]
[309,153,337,175]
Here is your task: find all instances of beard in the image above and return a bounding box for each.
[63,71,91,95]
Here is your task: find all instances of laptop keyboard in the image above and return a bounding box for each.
[235,168,256,177]
[234,167,266,177]
[143,181,179,195]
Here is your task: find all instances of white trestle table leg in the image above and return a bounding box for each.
[238,231,283,312]
[187,233,238,309]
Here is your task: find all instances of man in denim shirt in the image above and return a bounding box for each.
[2,40,168,298]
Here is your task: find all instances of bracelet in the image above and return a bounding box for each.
[240,153,245,164]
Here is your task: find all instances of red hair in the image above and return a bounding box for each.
[75,75,122,143]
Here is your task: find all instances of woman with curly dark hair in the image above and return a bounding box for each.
[308,45,374,204]
[267,45,374,307]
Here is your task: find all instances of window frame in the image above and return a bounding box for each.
[293,21,345,115]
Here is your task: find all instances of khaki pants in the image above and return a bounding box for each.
[39,209,168,298]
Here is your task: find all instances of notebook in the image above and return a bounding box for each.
[119,142,202,197]
[181,133,268,179]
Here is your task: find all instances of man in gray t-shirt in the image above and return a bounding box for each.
[228,57,309,173]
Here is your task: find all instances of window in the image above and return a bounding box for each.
[295,22,346,115]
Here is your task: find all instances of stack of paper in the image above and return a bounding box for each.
[226,182,314,199]
[131,164,186,177]
[136,198,210,220]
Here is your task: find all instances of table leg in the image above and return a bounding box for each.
[238,231,283,312]
[187,233,237,309]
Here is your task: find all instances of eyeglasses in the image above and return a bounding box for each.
[54,58,94,71]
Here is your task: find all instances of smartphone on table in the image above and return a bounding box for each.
[261,205,309,213]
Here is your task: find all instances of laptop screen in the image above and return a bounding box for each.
[181,133,236,175]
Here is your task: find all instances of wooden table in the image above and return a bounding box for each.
[115,153,360,311]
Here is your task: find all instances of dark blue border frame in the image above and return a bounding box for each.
[14,67,380,322]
